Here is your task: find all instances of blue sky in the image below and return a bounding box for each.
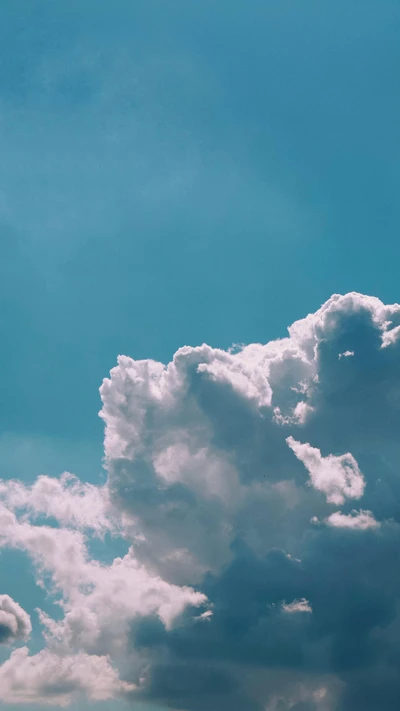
[1,2,400,710]
[2,1,400,454]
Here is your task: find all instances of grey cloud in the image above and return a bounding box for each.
[98,292,400,710]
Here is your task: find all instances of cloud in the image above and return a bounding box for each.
[325,510,380,530]
[0,501,205,653]
[0,472,113,534]
[0,647,134,706]
[282,598,313,614]
[0,595,31,644]
[338,350,354,359]
[1,292,400,708]
[0,496,205,705]
[98,291,400,710]
[37,550,206,658]
[286,437,365,505]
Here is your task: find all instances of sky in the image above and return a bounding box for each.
[1,2,400,710]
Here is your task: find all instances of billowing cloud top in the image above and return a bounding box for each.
[1,292,400,710]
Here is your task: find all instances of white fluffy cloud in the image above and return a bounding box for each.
[0,472,113,534]
[0,500,205,648]
[37,551,206,658]
[1,292,400,709]
[0,595,31,644]
[286,437,365,505]
[326,510,380,530]
[0,647,134,706]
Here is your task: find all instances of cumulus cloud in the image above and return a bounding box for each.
[0,472,113,534]
[0,595,31,644]
[0,501,205,649]
[1,292,400,709]
[326,510,380,530]
[0,647,134,706]
[286,437,365,505]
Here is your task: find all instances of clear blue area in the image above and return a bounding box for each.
[0,2,399,708]
[1,0,400,455]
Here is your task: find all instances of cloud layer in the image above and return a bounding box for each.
[1,292,400,709]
